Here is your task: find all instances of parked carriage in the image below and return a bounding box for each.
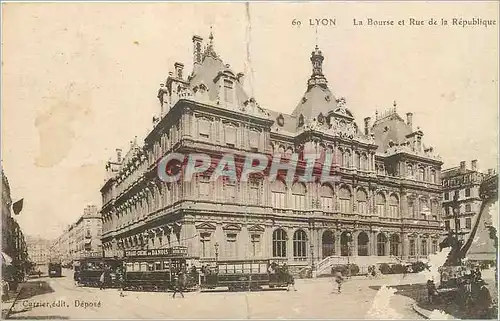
[200,259,292,291]
[122,246,197,292]
[75,255,123,288]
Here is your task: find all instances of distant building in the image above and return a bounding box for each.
[26,236,52,266]
[52,205,103,263]
[442,160,495,240]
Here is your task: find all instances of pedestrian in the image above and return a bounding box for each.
[402,265,407,279]
[172,271,185,298]
[99,271,105,290]
[73,269,80,287]
[118,268,125,297]
[334,270,344,294]
[426,278,437,304]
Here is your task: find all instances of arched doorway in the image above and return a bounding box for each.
[340,232,352,256]
[322,230,335,258]
[377,234,387,256]
[358,232,369,256]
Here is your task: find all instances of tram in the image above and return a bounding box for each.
[75,253,123,288]
[200,259,292,291]
[48,258,62,278]
[122,246,197,292]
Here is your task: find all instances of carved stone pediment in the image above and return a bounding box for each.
[196,222,217,230]
[248,225,265,232]
[223,223,241,231]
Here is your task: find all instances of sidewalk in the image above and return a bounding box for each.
[1,284,24,319]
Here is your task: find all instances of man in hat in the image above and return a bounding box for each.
[172,270,185,298]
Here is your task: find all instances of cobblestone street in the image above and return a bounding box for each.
[7,269,429,319]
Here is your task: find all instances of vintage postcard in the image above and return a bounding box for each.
[1,1,498,319]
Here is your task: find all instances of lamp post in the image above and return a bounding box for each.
[214,242,219,262]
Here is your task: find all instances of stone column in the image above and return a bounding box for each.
[239,226,249,260]
[352,230,358,257]
[287,227,294,261]
[402,233,409,258]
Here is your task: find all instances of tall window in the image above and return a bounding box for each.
[421,239,428,256]
[465,188,471,197]
[390,234,400,256]
[354,152,361,169]
[343,150,351,168]
[445,221,450,231]
[409,239,416,256]
[224,80,234,103]
[225,124,237,147]
[225,233,237,258]
[249,180,260,205]
[456,219,461,230]
[430,170,436,183]
[389,195,399,218]
[272,229,287,258]
[271,180,286,209]
[418,167,425,181]
[293,230,307,259]
[200,232,211,258]
[338,187,351,213]
[357,232,369,256]
[357,189,368,214]
[377,234,387,256]
[444,192,449,200]
[376,193,386,216]
[320,184,334,211]
[465,203,471,212]
[432,240,438,254]
[199,176,210,199]
[224,181,236,203]
[466,218,472,229]
[407,164,414,178]
[361,154,368,171]
[292,183,306,210]
[250,234,261,257]
[408,199,416,218]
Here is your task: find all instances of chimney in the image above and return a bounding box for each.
[192,35,203,65]
[116,149,122,163]
[237,72,244,85]
[406,112,413,130]
[471,160,477,171]
[174,62,184,79]
[364,117,371,135]
[460,161,466,172]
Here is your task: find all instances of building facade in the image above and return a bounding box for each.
[52,205,103,263]
[1,168,29,281]
[101,33,444,271]
[442,160,497,259]
[26,236,52,266]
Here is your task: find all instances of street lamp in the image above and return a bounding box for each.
[214,242,219,262]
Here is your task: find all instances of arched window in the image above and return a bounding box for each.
[430,170,436,184]
[338,186,351,213]
[389,194,399,218]
[292,182,306,210]
[357,232,369,256]
[320,184,334,211]
[377,234,387,256]
[343,150,351,168]
[293,230,307,258]
[340,231,352,256]
[390,234,400,256]
[272,229,287,258]
[418,167,425,181]
[407,164,414,178]
[361,153,368,171]
[337,147,343,166]
[376,193,386,216]
[356,189,368,214]
[421,239,428,256]
[354,152,361,169]
[271,180,286,209]
[322,230,335,258]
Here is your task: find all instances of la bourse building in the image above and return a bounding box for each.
[100,33,443,273]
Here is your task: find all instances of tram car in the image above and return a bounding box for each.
[122,246,197,292]
[75,254,123,288]
[48,258,62,278]
[200,259,292,291]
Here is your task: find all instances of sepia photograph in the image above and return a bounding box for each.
[1,1,498,319]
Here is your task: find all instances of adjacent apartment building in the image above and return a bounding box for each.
[100,33,444,273]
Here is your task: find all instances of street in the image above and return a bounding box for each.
[7,269,429,319]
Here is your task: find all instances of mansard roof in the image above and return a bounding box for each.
[371,109,412,153]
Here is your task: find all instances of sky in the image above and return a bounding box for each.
[2,2,498,240]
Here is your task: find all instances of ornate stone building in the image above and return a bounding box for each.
[101,33,444,272]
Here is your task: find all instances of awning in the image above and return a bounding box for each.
[1,252,13,265]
